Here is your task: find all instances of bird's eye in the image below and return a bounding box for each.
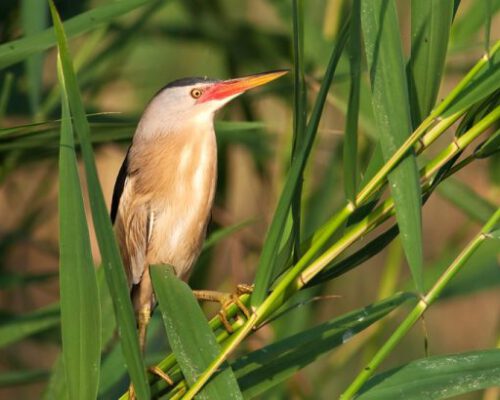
[190,88,203,99]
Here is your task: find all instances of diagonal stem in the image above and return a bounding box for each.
[340,207,500,399]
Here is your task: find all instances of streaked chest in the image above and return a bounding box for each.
[129,123,217,263]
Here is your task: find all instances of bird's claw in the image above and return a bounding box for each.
[193,284,254,334]
[148,365,174,386]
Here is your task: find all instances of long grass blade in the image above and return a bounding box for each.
[441,42,500,117]
[0,73,14,124]
[437,178,497,223]
[0,305,59,348]
[43,267,117,400]
[357,349,500,399]
[291,0,307,261]
[361,0,424,292]
[0,369,49,387]
[21,0,47,117]
[450,0,500,50]
[343,0,362,202]
[235,293,413,398]
[0,0,150,70]
[49,3,150,399]
[57,59,101,400]
[251,21,349,307]
[408,0,454,126]
[150,265,243,400]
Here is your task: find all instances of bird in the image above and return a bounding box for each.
[110,70,287,362]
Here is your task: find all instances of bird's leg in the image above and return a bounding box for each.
[193,284,253,333]
[128,272,174,399]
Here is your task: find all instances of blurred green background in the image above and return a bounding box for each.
[0,0,499,399]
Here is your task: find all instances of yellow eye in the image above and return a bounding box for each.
[190,88,203,99]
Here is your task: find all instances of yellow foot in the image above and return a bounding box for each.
[148,365,174,386]
[193,284,254,333]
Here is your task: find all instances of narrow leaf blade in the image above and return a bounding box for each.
[234,293,413,398]
[357,349,500,399]
[58,61,101,400]
[0,305,59,348]
[442,45,500,117]
[49,3,150,398]
[150,265,243,400]
[361,0,424,291]
[291,0,307,260]
[0,0,149,69]
[21,0,48,116]
[344,0,362,201]
[251,23,349,307]
[408,0,454,125]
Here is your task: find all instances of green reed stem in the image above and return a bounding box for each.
[340,207,500,399]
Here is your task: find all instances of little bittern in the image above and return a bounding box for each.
[110,70,287,362]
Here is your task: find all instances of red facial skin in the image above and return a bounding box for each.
[197,70,288,103]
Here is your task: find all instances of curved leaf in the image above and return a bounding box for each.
[357,349,500,399]
[233,292,414,399]
[150,265,243,400]
[0,0,150,69]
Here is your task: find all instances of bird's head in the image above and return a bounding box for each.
[136,70,288,138]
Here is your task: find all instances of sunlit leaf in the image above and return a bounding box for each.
[49,3,150,398]
[357,349,500,399]
[150,265,243,400]
[234,293,413,398]
[361,0,424,292]
[57,54,101,400]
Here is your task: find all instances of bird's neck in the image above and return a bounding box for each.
[129,117,218,199]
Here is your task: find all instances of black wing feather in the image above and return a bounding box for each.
[111,147,130,224]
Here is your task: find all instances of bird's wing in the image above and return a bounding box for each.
[112,148,151,286]
[111,147,131,224]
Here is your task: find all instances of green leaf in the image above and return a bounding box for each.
[150,265,244,400]
[408,0,454,126]
[476,128,500,158]
[233,293,413,398]
[442,44,500,117]
[0,369,49,387]
[251,22,349,307]
[49,3,150,399]
[58,57,101,400]
[44,267,118,400]
[0,271,57,290]
[440,240,500,298]
[357,349,500,399]
[343,0,362,201]
[291,0,307,261]
[361,0,424,292]
[437,178,497,223]
[0,73,14,123]
[309,224,399,287]
[202,219,254,250]
[489,228,500,239]
[0,305,59,348]
[0,0,150,70]
[21,0,47,116]
[451,0,500,50]
[43,357,67,400]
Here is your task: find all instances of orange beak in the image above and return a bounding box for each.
[199,69,288,103]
